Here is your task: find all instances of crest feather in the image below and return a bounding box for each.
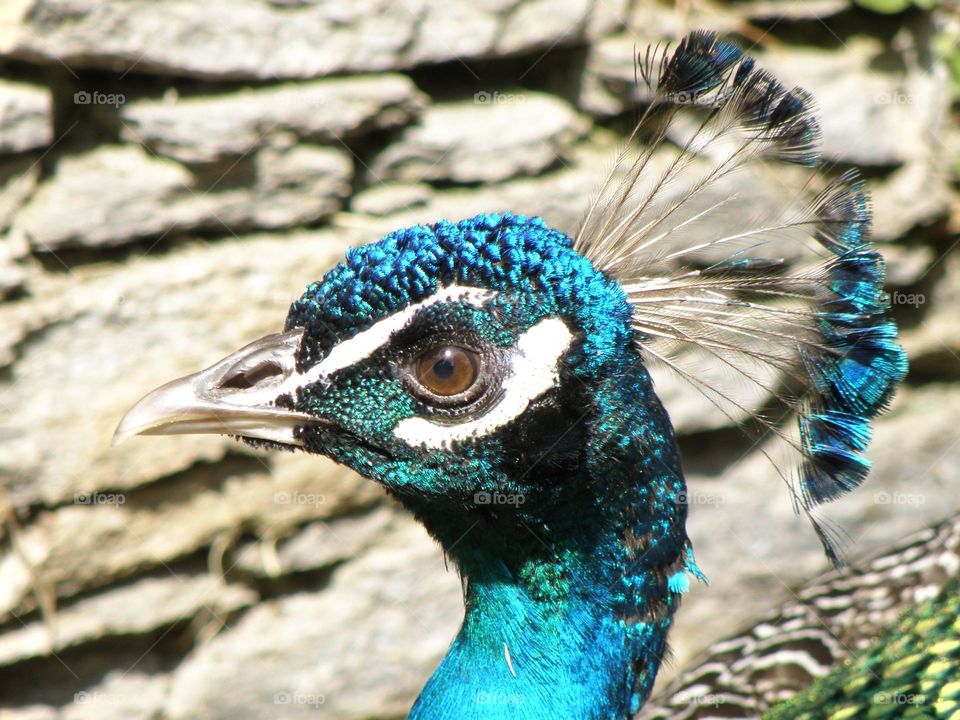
[575,31,907,565]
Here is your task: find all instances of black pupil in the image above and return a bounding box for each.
[433,357,455,379]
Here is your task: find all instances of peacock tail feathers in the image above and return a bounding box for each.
[763,577,960,720]
[639,512,960,719]
[574,31,907,564]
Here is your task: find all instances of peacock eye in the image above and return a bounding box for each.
[414,346,479,397]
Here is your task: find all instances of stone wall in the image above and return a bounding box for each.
[0,2,958,718]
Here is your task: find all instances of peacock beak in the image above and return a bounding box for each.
[113,328,319,447]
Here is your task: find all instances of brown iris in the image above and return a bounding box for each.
[414,346,479,397]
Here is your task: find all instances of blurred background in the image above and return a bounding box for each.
[0,1,958,718]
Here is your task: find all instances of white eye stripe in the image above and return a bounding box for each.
[271,284,494,404]
[392,317,573,449]
[314,284,493,378]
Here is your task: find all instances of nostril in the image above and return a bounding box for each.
[220,361,285,390]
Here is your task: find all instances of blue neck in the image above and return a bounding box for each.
[409,545,642,719]
[404,365,692,719]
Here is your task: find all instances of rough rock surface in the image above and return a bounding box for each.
[371,92,591,184]
[13,144,352,250]
[580,29,954,242]
[901,251,960,379]
[0,154,38,234]
[0,574,257,666]
[673,382,960,667]
[0,228,360,508]
[0,3,957,719]
[761,36,950,168]
[0,79,52,154]
[165,516,461,720]
[121,75,425,164]
[0,0,618,80]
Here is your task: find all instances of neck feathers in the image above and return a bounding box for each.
[404,361,694,719]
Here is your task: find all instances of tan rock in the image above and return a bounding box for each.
[165,516,461,720]
[0,0,614,80]
[121,75,425,164]
[62,672,171,720]
[668,382,960,673]
[0,574,256,666]
[0,79,51,154]
[0,453,380,617]
[0,227,358,508]
[900,252,960,378]
[371,92,591,185]
[14,144,352,250]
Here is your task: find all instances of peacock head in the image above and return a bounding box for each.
[114,213,650,524]
[115,31,908,564]
[114,33,908,716]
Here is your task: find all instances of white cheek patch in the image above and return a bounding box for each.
[392,317,574,449]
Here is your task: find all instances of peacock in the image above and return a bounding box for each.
[640,511,960,719]
[114,32,908,720]
[764,575,960,720]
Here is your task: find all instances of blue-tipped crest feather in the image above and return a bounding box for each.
[646,30,744,99]
[577,31,907,564]
[798,172,907,510]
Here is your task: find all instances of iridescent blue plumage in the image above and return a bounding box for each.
[580,32,906,563]
[287,215,629,376]
[645,29,742,99]
[286,213,696,718]
[116,30,906,719]
[797,177,907,508]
